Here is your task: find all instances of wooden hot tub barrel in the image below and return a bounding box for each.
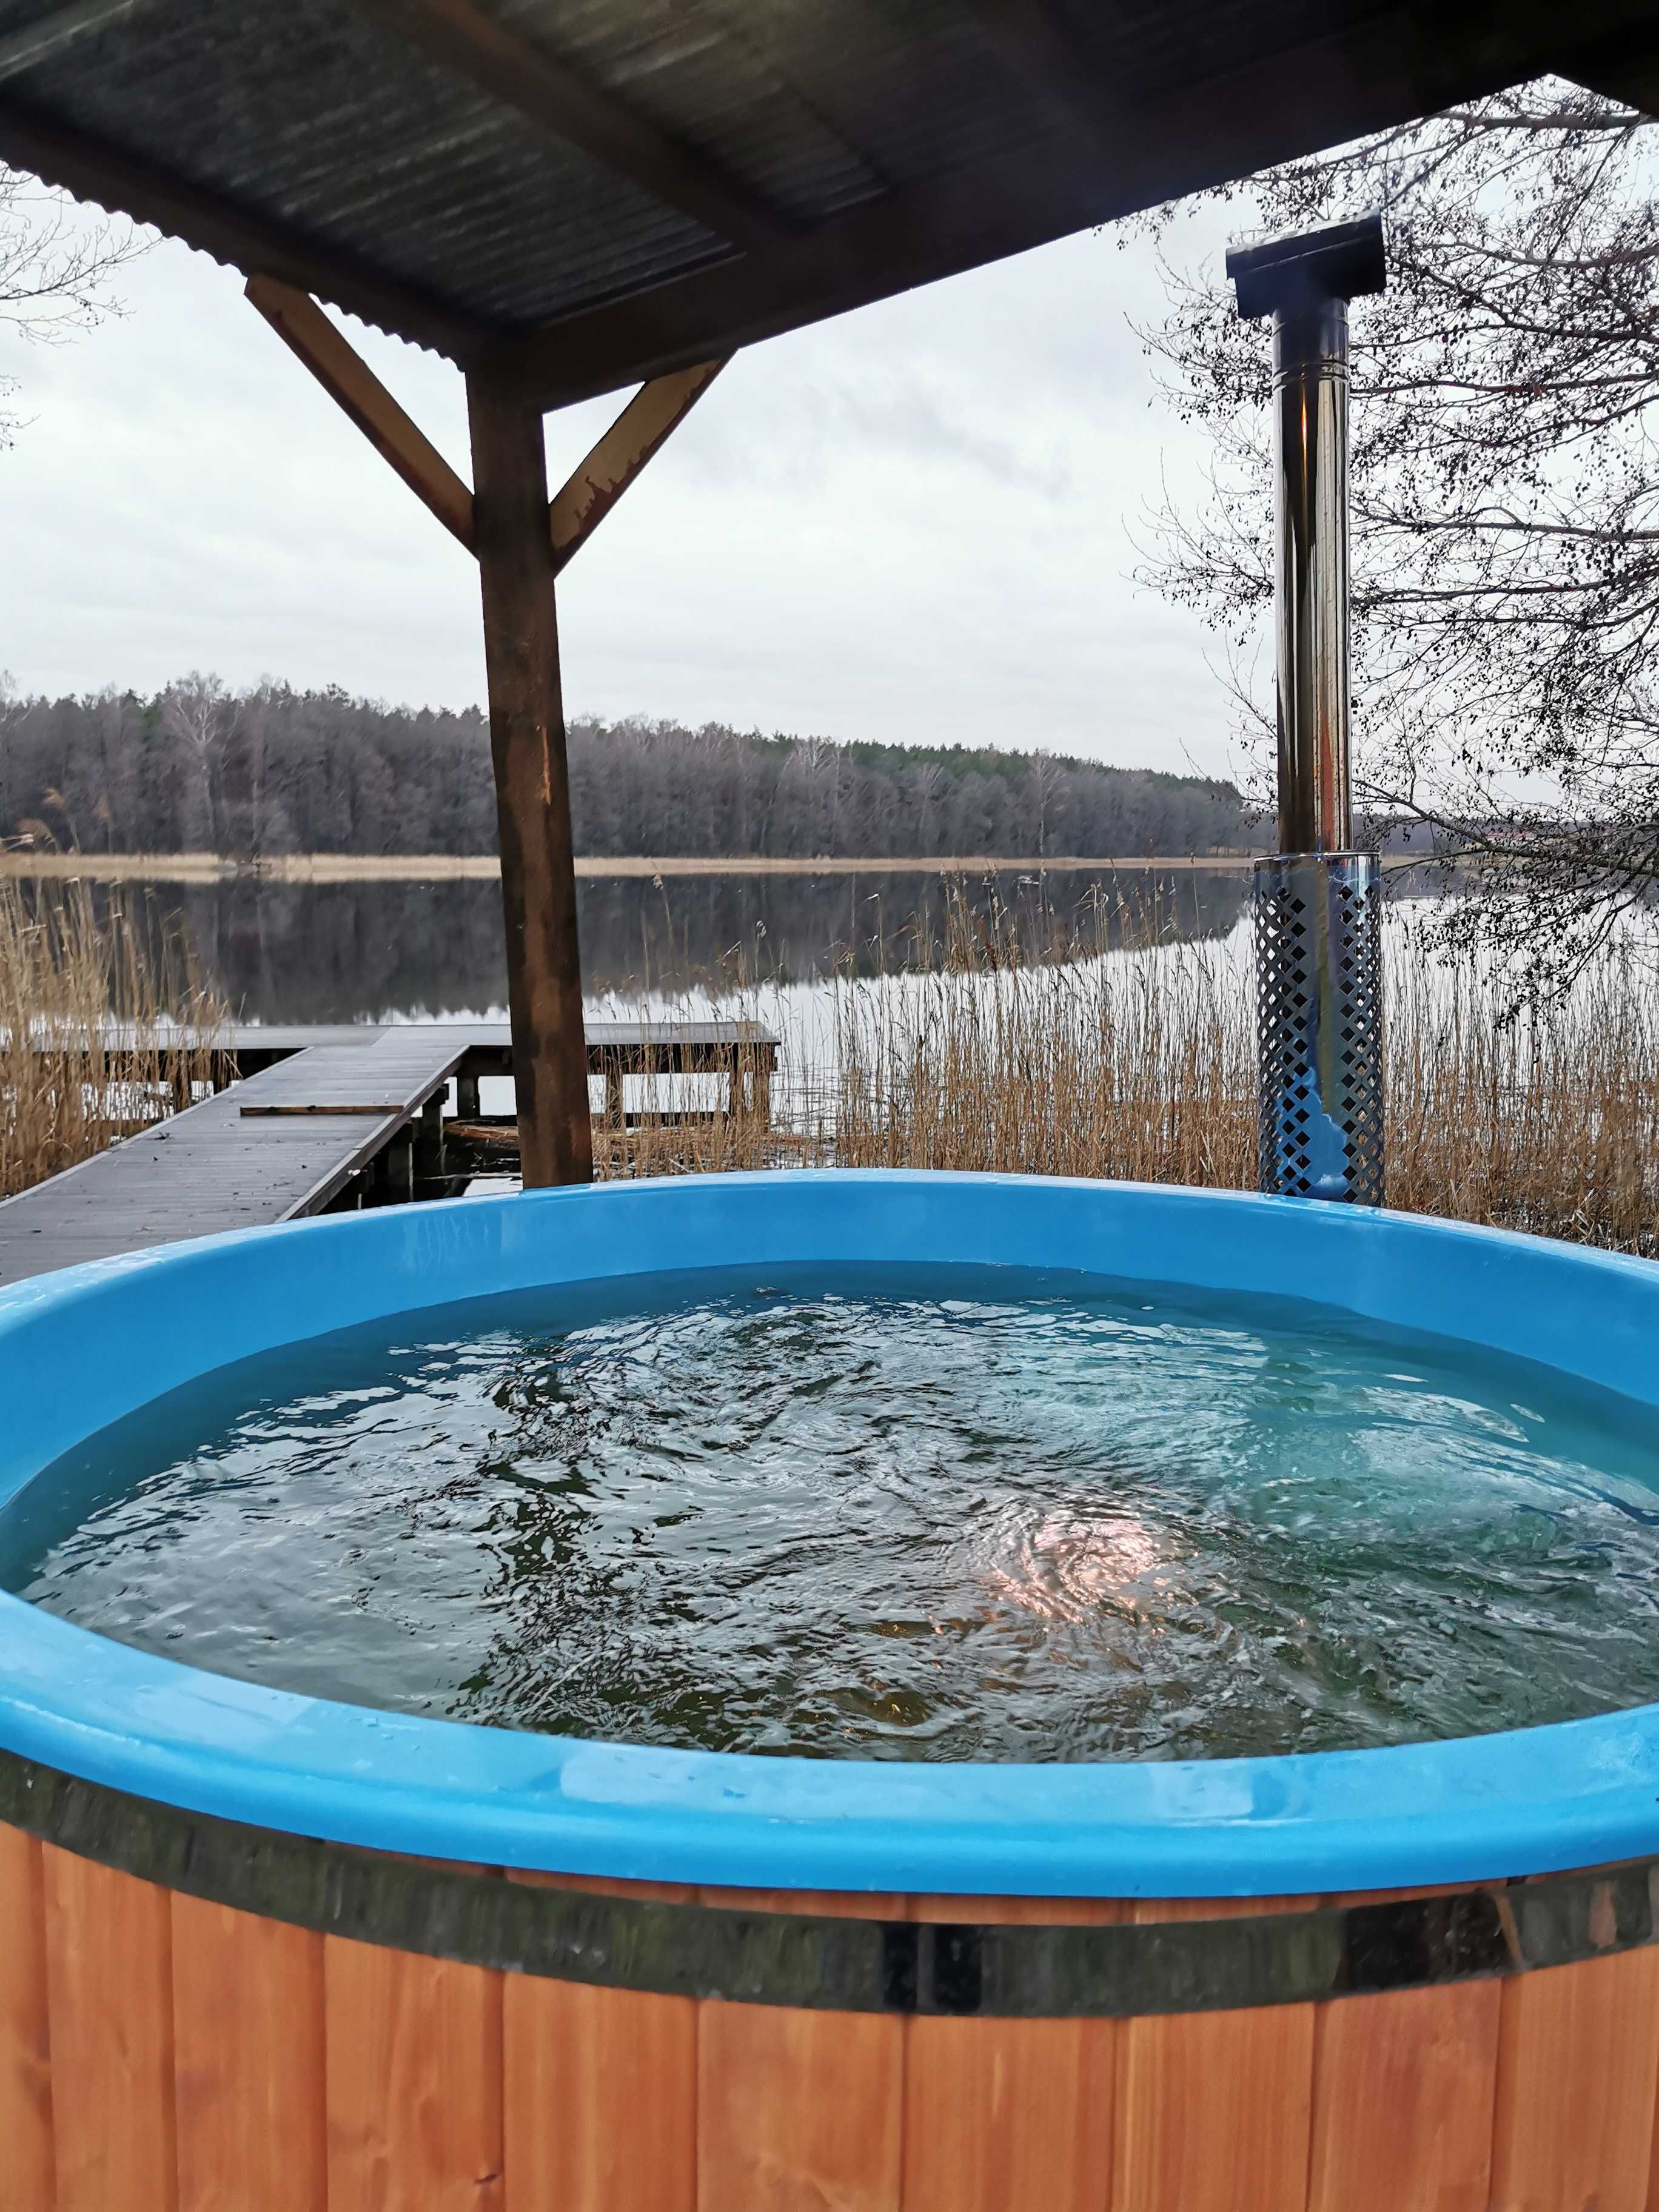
[4,1749,1659,2211]
[6,1181,1659,2209]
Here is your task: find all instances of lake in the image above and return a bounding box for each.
[136,866,1255,1025]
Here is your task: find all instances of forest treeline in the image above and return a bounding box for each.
[0,680,1247,859]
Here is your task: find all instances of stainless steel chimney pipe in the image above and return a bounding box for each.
[1273,294,1353,854]
[1226,214,1387,1204]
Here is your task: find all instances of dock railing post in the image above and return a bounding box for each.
[414,1094,445,1182]
[1226,215,1387,1205]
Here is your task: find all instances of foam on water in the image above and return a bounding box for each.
[6,1262,1658,1761]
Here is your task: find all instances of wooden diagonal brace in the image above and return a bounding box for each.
[246,274,476,549]
[246,276,721,567]
[548,360,725,573]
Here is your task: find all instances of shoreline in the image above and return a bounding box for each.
[0,851,1264,884]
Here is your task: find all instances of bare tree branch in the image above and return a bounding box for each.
[0,162,147,447]
[1132,77,1659,994]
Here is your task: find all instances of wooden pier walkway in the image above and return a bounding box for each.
[0,1021,777,1289]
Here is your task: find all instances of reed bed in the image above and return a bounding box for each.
[821,890,1659,1255]
[831,897,1252,1190]
[1384,930,1659,1254]
[0,876,226,1199]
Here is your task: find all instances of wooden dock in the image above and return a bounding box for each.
[0,1021,777,1288]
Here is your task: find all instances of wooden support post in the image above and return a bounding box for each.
[372,1124,415,1202]
[414,1094,445,1181]
[466,372,593,1188]
[736,1040,776,1124]
[244,289,724,1192]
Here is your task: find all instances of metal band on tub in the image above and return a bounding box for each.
[2,1748,1653,2019]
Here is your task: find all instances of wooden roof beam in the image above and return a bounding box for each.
[246,275,475,548]
[548,358,724,572]
[1559,21,1659,113]
[0,0,146,85]
[349,0,788,253]
[0,102,482,360]
[966,0,1136,143]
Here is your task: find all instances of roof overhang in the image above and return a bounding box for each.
[1,0,1656,408]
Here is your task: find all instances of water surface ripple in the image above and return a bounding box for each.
[7,1263,1659,1761]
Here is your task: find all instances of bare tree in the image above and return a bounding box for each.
[2,680,1247,860]
[2,164,146,447]
[911,761,947,853]
[161,674,231,853]
[1135,79,1659,990]
[1028,749,1066,859]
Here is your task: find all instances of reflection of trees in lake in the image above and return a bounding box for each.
[148,879,507,1023]
[139,870,1250,1024]
[580,869,1248,990]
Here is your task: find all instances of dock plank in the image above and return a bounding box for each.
[236,1033,469,1118]
[0,1033,469,1289]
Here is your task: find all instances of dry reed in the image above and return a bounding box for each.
[831,891,1252,1189]
[820,887,1659,1255]
[1385,925,1659,1253]
[0,876,226,1199]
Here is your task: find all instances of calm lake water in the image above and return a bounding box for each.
[136,868,1252,1025]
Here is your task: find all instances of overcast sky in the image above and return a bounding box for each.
[0,192,1252,779]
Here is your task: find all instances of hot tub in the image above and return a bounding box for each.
[2,1170,1658,2212]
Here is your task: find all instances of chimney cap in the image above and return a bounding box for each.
[1225,210,1387,320]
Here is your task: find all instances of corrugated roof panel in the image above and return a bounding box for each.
[500,0,889,221]
[533,0,1070,209]
[0,0,1627,378]
[10,0,742,326]
[1053,0,1376,93]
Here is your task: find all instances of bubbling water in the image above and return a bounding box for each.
[6,1262,1659,1762]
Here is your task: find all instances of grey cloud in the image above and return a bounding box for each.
[0,195,1246,775]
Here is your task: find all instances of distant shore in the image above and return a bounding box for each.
[0,851,1262,883]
